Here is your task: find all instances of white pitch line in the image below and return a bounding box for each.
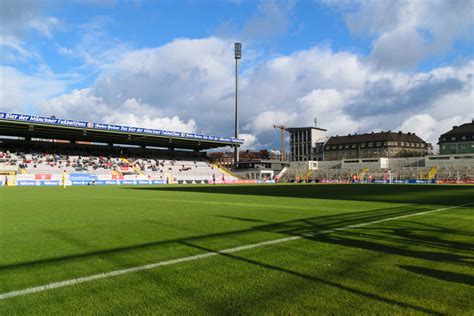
[0,202,471,301]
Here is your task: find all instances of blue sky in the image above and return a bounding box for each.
[1,0,473,151]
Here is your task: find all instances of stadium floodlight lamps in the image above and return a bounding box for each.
[235,42,242,59]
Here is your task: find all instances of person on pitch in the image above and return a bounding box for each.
[62,170,68,188]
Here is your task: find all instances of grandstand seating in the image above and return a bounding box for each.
[281,156,473,182]
[0,144,233,183]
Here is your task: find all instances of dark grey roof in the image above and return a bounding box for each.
[326,131,426,145]
[440,121,474,138]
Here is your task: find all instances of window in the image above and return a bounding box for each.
[462,136,466,140]
[361,143,366,148]
[442,137,446,141]
[461,144,467,149]
[451,137,456,141]
[368,142,374,147]
[351,144,356,149]
[376,142,381,147]
[442,145,446,149]
[345,145,350,149]
[338,145,343,149]
[451,144,456,149]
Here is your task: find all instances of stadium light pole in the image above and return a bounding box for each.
[234,42,241,164]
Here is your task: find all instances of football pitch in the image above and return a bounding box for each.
[0,184,473,315]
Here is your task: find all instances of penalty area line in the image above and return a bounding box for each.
[0,202,471,301]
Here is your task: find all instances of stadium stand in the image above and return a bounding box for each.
[0,141,232,185]
[0,112,243,186]
[280,155,474,183]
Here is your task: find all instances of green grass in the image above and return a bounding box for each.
[0,184,473,315]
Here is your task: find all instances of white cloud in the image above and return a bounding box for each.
[40,89,197,133]
[245,111,298,134]
[397,114,466,151]
[19,36,472,152]
[343,0,474,69]
[239,133,259,150]
[0,66,70,113]
[28,16,60,38]
[296,89,360,135]
[90,37,236,135]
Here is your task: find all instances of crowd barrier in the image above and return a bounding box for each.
[5,174,277,186]
[7,175,471,186]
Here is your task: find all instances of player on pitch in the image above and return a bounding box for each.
[62,170,67,188]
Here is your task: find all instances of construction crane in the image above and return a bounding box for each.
[273,125,287,161]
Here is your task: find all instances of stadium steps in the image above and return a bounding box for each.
[358,167,369,179]
[120,157,144,176]
[210,162,240,179]
[276,167,287,180]
[429,166,438,179]
[112,169,123,177]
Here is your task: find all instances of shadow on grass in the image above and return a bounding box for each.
[2,205,472,270]
[3,203,472,313]
[181,241,443,315]
[398,265,474,286]
[127,184,474,206]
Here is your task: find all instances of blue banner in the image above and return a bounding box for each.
[69,174,97,181]
[16,180,61,186]
[17,180,37,186]
[69,180,166,186]
[0,112,244,144]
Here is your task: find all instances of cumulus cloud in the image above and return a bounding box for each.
[343,0,474,69]
[39,89,197,133]
[0,66,70,113]
[7,33,471,154]
[346,70,466,118]
[296,89,360,135]
[245,111,298,134]
[90,37,236,135]
[397,114,467,150]
[239,133,259,150]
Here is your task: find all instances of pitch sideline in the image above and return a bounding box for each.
[0,202,472,301]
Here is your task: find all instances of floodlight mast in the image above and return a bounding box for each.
[234,42,241,164]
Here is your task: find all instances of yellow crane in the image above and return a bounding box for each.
[273,125,287,161]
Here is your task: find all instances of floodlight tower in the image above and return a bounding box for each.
[234,42,242,163]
